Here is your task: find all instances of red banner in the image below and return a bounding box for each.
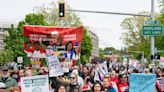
[23,25,83,68]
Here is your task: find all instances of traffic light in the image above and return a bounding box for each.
[155,54,160,59]
[59,3,65,17]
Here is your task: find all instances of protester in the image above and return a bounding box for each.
[92,82,103,92]
[110,70,119,85]
[10,66,19,82]
[17,69,25,91]
[143,68,150,74]
[66,73,81,92]
[72,69,84,87]
[118,74,128,92]
[8,86,20,92]
[156,70,163,92]
[81,66,90,79]
[55,84,67,92]
[0,66,17,89]
[102,77,116,92]
[81,77,92,92]
[25,69,32,77]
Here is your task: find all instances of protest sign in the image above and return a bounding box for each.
[48,56,63,77]
[129,73,156,92]
[158,78,164,91]
[23,25,83,68]
[21,75,49,92]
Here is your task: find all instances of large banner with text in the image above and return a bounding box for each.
[129,73,156,92]
[24,25,83,68]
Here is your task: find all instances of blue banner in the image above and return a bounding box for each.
[129,73,156,92]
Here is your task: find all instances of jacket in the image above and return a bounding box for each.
[0,76,18,89]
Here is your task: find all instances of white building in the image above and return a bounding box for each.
[0,22,15,53]
[89,31,99,59]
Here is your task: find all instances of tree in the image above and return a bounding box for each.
[34,1,82,27]
[80,27,92,63]
[155,14,164,56]
[2,13,48,63]
[104,47,116,54]
[120,12,151,61]
[99,48,104,58]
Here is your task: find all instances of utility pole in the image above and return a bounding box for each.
[150,0,155,73]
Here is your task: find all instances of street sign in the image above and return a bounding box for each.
[17,57,23,63]
[142,26,163,36]
[144,20,160,25]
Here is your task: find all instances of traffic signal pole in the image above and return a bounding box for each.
[150,0,155,73]
[68,9,150,17]
[67,0,155,72]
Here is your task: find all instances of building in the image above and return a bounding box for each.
[89,31,99,59]
[0,22,13,53]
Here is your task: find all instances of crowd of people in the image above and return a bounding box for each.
[0,61,164,92]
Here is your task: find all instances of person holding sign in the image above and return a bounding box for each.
[156,70,163,92]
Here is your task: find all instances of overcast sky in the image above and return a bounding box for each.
[0,0,160,50]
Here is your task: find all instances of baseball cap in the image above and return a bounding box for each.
[1,66,9,71]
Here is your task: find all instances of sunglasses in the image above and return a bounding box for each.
[3,70,8,72]
[70,77,75,79]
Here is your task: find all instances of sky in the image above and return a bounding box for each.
[0,0,160,50]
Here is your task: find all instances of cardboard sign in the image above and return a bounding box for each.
[129,73,156,92]
[48,56,63,77]
[21,75,49,92]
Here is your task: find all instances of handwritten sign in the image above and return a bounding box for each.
[129,73,156,92]
[21,75,49,92]
[48,56,63,77]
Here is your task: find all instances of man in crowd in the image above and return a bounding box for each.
[0,66,17,89]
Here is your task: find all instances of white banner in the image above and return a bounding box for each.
[48,56,63,77]
[21,75,49,92]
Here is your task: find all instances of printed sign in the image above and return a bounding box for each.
[48,56,63,77]
[23,25,83,68]
[21,75,49,92]
[129,73,156,92]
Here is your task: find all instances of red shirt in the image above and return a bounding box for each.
[118,82,128,92]
[156,80,163,92]
[110,76,119,85]
[18,78,21,91]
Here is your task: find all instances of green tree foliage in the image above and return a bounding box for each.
[99,48,104,58]
[2,13,48,63]
[155,13,164,56]
[120,12,151,60]
[34,1,82,27]
[80,28,92,63]
[104,47,116,54]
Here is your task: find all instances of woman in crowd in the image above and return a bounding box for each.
[110,70,119,85]
[10,66,19,82]
[66,73,81,92]
[118,74,129,92]
[55,84,67,92]
[92,82,103,92]
[156,69,163,92]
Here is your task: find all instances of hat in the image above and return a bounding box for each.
[104,74,110,78]
[72,69,79,75]
[70,73,76,78]
[1,66,9,71]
